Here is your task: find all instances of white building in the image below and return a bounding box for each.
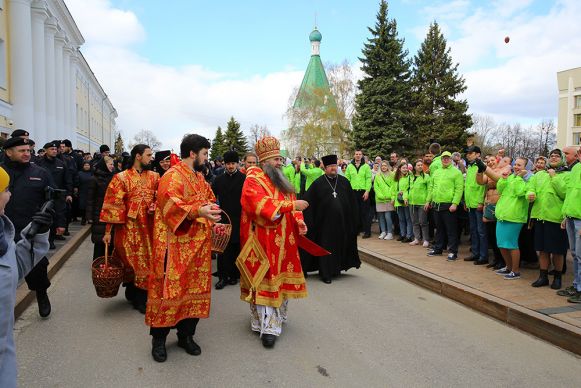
[557,67,581,147]
[0,0,116,152]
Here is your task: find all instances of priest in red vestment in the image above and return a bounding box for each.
[238,136,309,348]
[100,144,159,313]
[145,134,222,363]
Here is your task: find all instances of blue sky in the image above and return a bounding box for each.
[67,0,581,148]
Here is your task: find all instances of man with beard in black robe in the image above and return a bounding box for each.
[301,154,361,284]
[211,150,245,289]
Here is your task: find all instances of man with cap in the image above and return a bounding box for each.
[211,150,245,289]
[57,140,78,235]
[0,137,63,318]
[425,151,464,261]
[10,129,29,139]
[301,155,361,284]
[91,144,111,169]
[153,150,172,177]
[464,145,488,265]
[36,142,73,248]
[238,136,309,348]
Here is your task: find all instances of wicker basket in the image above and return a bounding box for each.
[91,244,124,298]
[211,210,232,253]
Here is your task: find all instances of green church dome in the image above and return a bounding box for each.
[309,28,322,42]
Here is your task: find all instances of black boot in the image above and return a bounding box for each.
[177,335,201,356]
[215,278,228,290]
[551,271,562,290]
[261,334,276,348]
[36,290,51,318]
[151,337,167,362]
[531,270,549,288]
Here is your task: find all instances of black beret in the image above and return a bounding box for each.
[10,129,29,138]
[100,144,110,153]
[223,150,239,163]
[3,137,30,149]
[321,154,338,166]
[44,141,59,149]
[62,139,72,147]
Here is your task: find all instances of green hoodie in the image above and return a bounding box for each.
[464,164,486,208]
[345,161,372,191]
[373,172,394,203]
[426,164,464,205]
[283,164,301,193]
[495,174,528,223]
[300,162,324,191]
[429,154,442,175]
[553,162,581,219]
[527,170,566,223]
[406,173,430,206]
[391,173,412,208]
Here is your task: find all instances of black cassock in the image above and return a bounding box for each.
[211,170,246,281]
[301,174,361,280]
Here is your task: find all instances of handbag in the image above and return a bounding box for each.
[483,203,496,221]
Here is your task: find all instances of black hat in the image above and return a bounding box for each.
[3,137,30,149]
[10,129,29,138]
[321,154,338,166]
[43,141,59,149]
[223,150,239,163]
[465,145,481,154]
[155,150,171,161]
[100,144,110,153]
[62,139,72,147]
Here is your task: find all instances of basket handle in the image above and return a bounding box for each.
[219,209,231,225]
[104,242,109,267]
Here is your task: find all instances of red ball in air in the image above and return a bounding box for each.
[504,36,510,44]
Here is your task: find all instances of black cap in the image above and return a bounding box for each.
[223,150,239,163]
[62,139,72,147]
[44,141,59,149]
[3,137,30,149]
[466,145,481,154]
[100,144,110,153]
[321,154,338,166]
[11,129,29,138]
[155,150,171,161]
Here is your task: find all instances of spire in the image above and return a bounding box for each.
[309,27,322,56]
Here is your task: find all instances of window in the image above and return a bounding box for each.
[575,114,581,127]
[576,95,581,109]
[573,132,581,146]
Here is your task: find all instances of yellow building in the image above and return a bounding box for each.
[0,0,116,152]
[557,67,581,147]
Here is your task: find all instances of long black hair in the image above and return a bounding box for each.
[129,144,150,167]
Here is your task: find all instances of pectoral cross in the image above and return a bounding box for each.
[332,191,337,198]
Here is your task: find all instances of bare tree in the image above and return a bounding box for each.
[247,124,271,150]
[128,129,162,152]
[326,60,357,122]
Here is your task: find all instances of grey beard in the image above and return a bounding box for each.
[263,163,295,194]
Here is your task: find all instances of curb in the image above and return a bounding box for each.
[359,247,581,356]
[14,225,91,319]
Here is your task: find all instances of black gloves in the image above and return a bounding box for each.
[31,209,55,235]
[475,158,487,173]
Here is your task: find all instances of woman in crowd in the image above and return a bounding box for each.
[392,160,413,243]
[407,159,430,247]
[527,150,569,289]
[86,156,115,259]
[482,157,529,280]
[374,161,394,240]
[77,161,93,225]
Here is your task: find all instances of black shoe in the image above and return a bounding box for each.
[124,285,135,303]
[486,261,497,268]
[228,278,238,286]
[362,233,371,239]
[54,235,66,241]
[261,334,276,348]
[134,303,146,314]
[551,273,562,290]
[464,256,477,262]
[401,237,411,243]
[531,270,549,287]
[493,262,504,270]
[322,278,332,284]
[396,236,404,242]
[474,259,488,265]
[36,291,51,318]
[215,279,228,290]
[49,242,56,250]
[427,250,443,257]
[177,335,201,356]
[151,338,167,362]
[63,230,70,236]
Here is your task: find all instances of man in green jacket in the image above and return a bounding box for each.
[300,160,324,191]
[425,151,464,261]
[428,143,442,175]
[345,150,372,238]
[283,158,301,195]
[464,146,488,265]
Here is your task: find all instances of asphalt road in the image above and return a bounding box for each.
[15,238,581,387]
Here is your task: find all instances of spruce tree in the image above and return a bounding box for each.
[352,0,412,157]
[210,126,225,160]
[411,21,472,153]
[114,133,124,154]
[224,116,249,158]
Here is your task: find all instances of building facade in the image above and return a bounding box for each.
[0,0,116,152]
[557,67,581,147]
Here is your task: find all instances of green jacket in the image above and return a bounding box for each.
[345,162,372,191]
[373,172,393,203]
[429,154,442,175]
[553,162,581,219]
[426,164,464,205]
[300,163,324,191]
[495,174,528,223]
[283,164,301,193]
[464,164,486,208]
[391,173,412,208]
[527,170,566,223]
[406,173,430,206]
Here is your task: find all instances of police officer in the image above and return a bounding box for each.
[1,137,64,318]
[57,140,78,235]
